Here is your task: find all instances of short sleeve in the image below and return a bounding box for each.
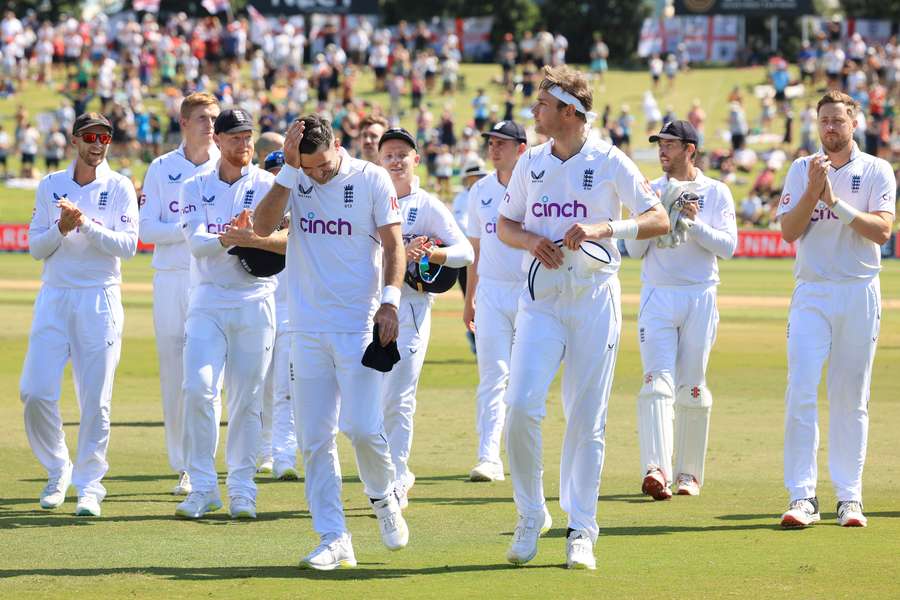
[869,159,897,215]
[369,166,401,228]
[498,150,529,222]
[776,159,807,217]
[612,148,660,215]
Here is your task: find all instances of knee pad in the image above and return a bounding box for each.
[638,371,675,405]
[675,384,712,410]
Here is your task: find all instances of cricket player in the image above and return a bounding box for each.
[139,92,221,496]
[453,156,487,354]
[253,115,409,570]
[624,120,737,500]
[379,127,474,506]
[259,149,299,481]
[497,66,668,569]
[359,114,389,164]
[777,91,895,529]
[21,112,138,517]
[462,120,528,483]
[174,109,284,521]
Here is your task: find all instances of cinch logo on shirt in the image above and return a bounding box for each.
[168,173,182,182]
[207,220,230,234]
[531,195,587,218]
[181,203,196,214]
[299,211,352,235]
[485,220,496,234]
[810,202,838,223]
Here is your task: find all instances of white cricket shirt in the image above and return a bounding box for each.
[140,143,220,271]
[636,171,737,287]
[777,144,896,283]
[285,149,401,333]
[398,177,472,298]
[499,134,660,278]
[28,160,138,288]
[179,162,277,309]
[466,171,525,283]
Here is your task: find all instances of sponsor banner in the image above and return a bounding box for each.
[0,223,154,252]
[674,0,814,16]
[734,230,796,257]
[249,0,378,15]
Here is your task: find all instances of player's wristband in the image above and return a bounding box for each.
[609,219,639,240]
[831,199,859,225]
[381,285,401,308]
[275,164,299,189]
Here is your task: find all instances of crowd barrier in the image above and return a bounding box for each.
[1,222,897,258]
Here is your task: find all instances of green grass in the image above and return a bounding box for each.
[1,253,898,598]
[0,63,809,224]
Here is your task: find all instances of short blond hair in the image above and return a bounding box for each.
[539,65,593,119]
[180,92,219,120]
[816,90,858,118]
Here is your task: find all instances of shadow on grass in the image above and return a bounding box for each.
[0,562,557,581]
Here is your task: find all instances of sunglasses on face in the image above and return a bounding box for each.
[79,132,112,144]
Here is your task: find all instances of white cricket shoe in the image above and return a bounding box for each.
[372,494,409,551]
[40,461,73,509]
[566,529,596,570]
[836,501,867,527]
[394,471,416,509]
[300,534,357,571]
[230,495,257,519]
[642,467,672,501]
[469,461,505,482]
[74,495,102,517]
[175,490,223,519]
[675,473,700,496]
[780,497,820,528]
[256,459,274,475]
[274,462,299,481]
[173,471,192,496]
[507,507,551,566]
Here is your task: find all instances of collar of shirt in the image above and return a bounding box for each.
[548,129,605,161]
[66,159,111,183]
[214,159,252,184]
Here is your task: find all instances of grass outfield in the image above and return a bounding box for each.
[1,63,787,223]
[0,253,898,599]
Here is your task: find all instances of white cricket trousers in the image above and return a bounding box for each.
[152,269,190,474]
[505,277,621,542]
[20,285,124,499]
[473,278,521,467]
[260,325,297,465]
[292,330,396,539]
[382,293,432,483]
[784,277,880,503]
[182,297,275,500]
[637,284,718,479]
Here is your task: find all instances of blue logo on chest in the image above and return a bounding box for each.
[851,174,861,193]
[407,207,418,225]
[202,194,215,204]
[481,197,492,207]
[168,173,182,182]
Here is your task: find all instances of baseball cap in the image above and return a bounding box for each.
[482,120,527,143]
[378,127,417,151]
[214,108,255,135]
[72,112,112,136]
[649,120,699,145]
[461,157,487,178]
[264,150,285,171]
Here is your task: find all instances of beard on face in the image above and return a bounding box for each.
[821,130,852,153]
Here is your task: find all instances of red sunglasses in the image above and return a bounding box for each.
[79,132,112,144]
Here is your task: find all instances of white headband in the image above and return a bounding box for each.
[546,85,597,124]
